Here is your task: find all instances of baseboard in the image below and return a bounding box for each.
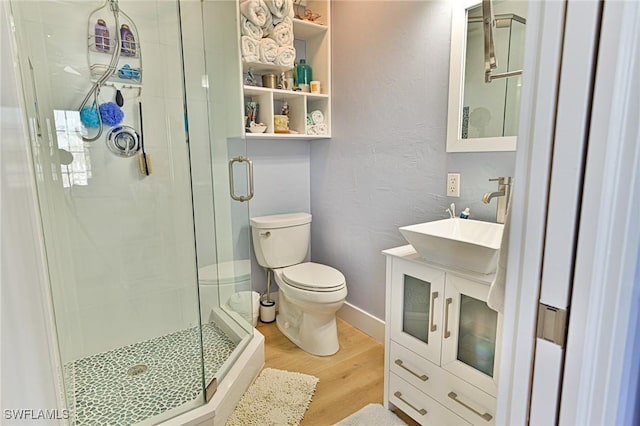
[337,302,385,343]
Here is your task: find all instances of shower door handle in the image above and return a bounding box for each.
[228,156,254,202]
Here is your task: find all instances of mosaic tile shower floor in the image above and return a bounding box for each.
[64,322,238,425]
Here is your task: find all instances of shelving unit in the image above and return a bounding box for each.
[240,0,331,141]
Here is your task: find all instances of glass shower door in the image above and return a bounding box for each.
[182,0,254,400]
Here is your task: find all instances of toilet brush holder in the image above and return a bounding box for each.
[260,299,276,323]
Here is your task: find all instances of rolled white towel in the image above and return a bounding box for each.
[258,38,279,64]
[240,0,271,28]
[269,17,293,47]
[241,16,263,40]
[306,125,318,135]
[241,36,259,63]
[273,6,294,25]
[314,123,328,135]
[274,45,296,68]
[310,110,324,125]
[264,0,291,19]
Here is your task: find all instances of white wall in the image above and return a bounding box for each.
[10,0,200,362]
[310,1,516,320]
[1,3,62,420]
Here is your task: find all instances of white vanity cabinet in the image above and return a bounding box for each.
[383,245,502,426]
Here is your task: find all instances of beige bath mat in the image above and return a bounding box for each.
[226,368,319,426]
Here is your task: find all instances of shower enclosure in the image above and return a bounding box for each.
[7,0,259,424]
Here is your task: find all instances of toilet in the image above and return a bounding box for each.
[250,212,347,356]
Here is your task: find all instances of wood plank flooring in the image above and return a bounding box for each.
[256,318,418,425]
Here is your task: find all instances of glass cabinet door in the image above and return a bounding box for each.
[390,259,445,365]
[442,274,502,397]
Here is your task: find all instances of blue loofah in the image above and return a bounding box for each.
[99,102,124,126]
[80,106,101,128]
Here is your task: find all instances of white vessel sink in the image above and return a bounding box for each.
[399,218,504,274]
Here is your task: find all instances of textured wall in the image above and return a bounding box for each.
[310,1,517,320]
[310,1,452,320]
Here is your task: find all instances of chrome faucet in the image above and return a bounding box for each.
[482,177,512,224]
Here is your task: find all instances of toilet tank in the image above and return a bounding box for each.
[250,212,311,268]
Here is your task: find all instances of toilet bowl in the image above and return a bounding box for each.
[250,212,348,356]
[198,259,252,324]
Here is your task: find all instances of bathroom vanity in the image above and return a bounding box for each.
[383,245,502,425]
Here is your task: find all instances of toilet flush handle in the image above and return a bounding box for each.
[260,231,271,237]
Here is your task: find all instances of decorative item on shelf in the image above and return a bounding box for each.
[94,19,110,52]
[283,70,294,90]
[244,68,258,86]
[248,122,267,133]
[120,24,136,56]
[281,101,289,117]
[303,9,321,23]
[310,80,321,94]
[274,115,289,133]
[262,73,277,88]
[296,59,312,92]
[246,102,259,126]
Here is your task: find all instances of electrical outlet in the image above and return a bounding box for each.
[447,173,460,197]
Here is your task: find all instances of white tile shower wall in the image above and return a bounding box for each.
[309,0,516,321]
[11,0,200,362]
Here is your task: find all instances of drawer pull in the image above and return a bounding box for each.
[394,391,427,416]
[444,297,453,338]
[394,359,429,381]
[448,391,493,422]
[430,291,438,332]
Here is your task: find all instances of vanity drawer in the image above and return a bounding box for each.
[390,341,443,394]
[389,373,470,426]
[435,369,496,426]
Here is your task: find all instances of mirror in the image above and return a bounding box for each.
[447,0,527,152]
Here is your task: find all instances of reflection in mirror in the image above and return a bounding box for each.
[464,5,526,139]
[447,0,527,152]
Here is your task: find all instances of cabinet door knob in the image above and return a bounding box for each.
[430,291,439,332]
[394,359,428,381]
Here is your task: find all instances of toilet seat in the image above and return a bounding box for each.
[281,262,345,292]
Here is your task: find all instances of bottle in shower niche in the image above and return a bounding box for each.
[120,24,137,56]
[94,19,110,52]
[296,59,312,92]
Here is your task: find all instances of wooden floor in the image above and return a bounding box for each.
[257,318,419,425]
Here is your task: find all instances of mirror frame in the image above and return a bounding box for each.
[446,0,517,153]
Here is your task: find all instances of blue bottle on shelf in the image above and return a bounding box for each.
[296,59,312,92]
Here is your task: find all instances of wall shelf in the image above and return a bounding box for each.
[240,0,331,141]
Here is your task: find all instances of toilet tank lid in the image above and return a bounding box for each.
[250,212,311,229]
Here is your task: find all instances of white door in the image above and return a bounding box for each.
[498,0,640,424]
